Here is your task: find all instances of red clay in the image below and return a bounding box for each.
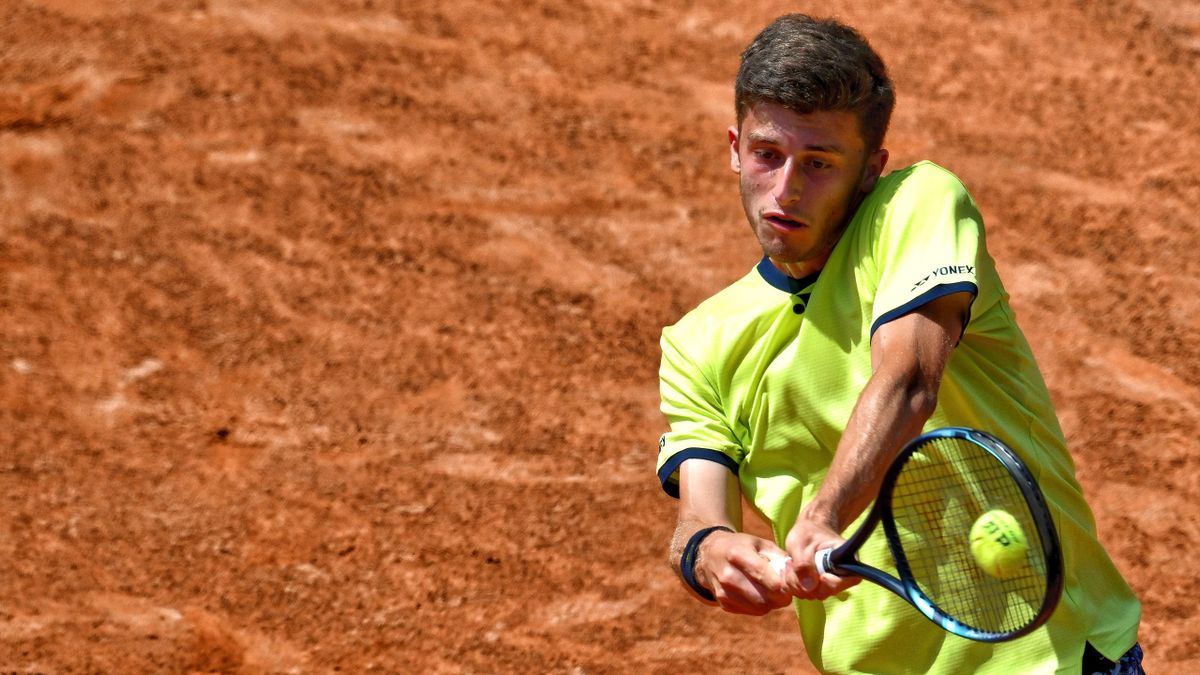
[1,0,1197,671]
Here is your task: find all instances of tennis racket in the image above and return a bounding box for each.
[811,427,1063,642]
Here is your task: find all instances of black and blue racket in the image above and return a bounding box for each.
[812,427,1063,642]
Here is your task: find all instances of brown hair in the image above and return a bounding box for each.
[735,14,895,151]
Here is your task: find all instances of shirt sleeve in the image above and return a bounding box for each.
[655,326,743,498]
[869,165,984,337]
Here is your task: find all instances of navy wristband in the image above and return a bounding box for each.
[680,525,734,602]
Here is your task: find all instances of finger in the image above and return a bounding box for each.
[765,554,805,597]
[821,572,861,594]
[713,564,790,613]
[732,549,793,604]
[789,554,822,597]
[754,540,800,595]
[786,541,817,573]
[766,554,791,585]
[729,547,778,589]
[717,597,772,616]
[755,573,795,608]
[754,539,791,562]
[729,579,792,613]
[807,572,861,601]
[713,576,771,615]
[759,552,794,594]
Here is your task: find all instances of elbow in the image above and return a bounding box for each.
[905,373,941,423]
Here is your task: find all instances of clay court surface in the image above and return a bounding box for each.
[1,0,1198,671]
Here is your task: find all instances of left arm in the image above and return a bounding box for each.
[784,291,972,598]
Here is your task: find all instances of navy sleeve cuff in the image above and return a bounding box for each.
[870,281,978,338]
[657,448,740,499]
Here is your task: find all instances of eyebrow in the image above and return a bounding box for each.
[746,132,846,154]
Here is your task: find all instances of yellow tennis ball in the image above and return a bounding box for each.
[969,509,1028,579]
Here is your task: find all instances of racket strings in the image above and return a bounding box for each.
[889,437,1048,635]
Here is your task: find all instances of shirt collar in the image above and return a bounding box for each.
[756,256,821,294]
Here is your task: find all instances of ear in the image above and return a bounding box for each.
[859,148,889,192]
[728,125,741,174]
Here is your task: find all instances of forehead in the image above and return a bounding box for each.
[741,102,865,154]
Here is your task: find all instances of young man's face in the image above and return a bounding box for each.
[730,102,888,273]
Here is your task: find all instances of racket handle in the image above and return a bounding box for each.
[815,547,834,576]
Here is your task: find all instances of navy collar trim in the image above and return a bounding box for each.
[756,256,821,294]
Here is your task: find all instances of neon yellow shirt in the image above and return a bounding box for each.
[656,161,1140,674]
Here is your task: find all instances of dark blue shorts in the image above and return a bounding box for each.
[1083,642,1144,675]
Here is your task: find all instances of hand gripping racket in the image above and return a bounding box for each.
[812,427,1063,642]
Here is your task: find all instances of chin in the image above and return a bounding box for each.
[755,232,791,258]
[758,241,789,260]
[764,249,804,264]
[757,236,803,262]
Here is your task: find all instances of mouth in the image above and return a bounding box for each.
[763,212,807,232]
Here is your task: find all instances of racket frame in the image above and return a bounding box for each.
[816,427,1064,642]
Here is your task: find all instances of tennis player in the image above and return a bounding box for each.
[656,14,1144,674]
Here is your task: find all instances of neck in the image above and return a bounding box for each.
[769,257,825,279]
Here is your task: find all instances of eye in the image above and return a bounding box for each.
[807,158,830,170]
[753,149,779,161]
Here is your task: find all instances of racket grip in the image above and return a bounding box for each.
[815,547,834,576]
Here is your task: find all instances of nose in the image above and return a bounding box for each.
[772,159,803,205]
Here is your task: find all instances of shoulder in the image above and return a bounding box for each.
[869,161,973,211]
[849,161,982,246]
[662,265,778,363]
[666,268,764,337]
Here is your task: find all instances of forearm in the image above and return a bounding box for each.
[668,459,795,612]
[668,460,743,575]
[802,364,937,532]
[803,298,963,532]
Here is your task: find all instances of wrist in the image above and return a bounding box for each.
[680,525,734,601]
[799,502,842,532]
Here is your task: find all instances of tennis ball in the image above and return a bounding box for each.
[969,509,1028,579]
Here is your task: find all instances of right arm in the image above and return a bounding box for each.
[668,459,796,615]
